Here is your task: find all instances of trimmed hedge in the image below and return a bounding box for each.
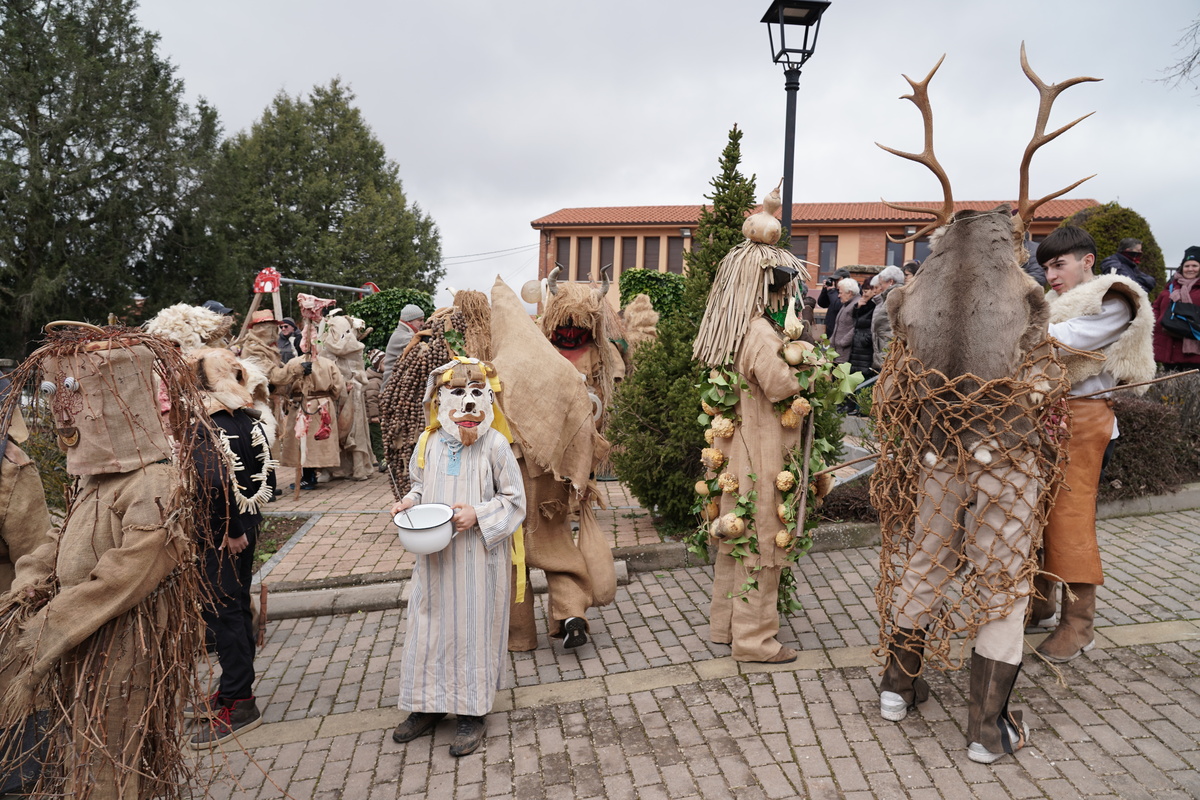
[618,269,686,318]
[1063,202,1166,300]
[344,288,435,353]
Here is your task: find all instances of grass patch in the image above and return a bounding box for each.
[255,515,307,572]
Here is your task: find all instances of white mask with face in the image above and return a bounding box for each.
[435,380,495,447]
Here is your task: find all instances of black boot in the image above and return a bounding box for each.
[879,627,929,721]
[449,715,487,757]
[966,651,1028,763]
[391,711,446,744]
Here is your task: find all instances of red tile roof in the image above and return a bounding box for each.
[530,199,1099,228]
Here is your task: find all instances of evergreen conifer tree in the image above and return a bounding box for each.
[610,126,755,527]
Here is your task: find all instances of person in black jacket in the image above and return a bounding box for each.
[1097,238,1155,294]
[817,268,852,338]
[849,278,880,378]
[186,349,277,749]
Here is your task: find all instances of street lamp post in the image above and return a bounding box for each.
[761,0,830,255]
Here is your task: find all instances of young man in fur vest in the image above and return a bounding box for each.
[1032,226,1155,662]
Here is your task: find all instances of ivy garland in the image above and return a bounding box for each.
[687,340,864,614]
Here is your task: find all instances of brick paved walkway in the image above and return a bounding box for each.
[190,506,1200,799]
[262,473,662,589]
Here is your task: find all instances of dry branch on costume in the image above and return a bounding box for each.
[0,326,208,800]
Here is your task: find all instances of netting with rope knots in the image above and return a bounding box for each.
[869,337,1072,671]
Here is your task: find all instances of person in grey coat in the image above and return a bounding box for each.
[381,305,426,387]
[871,266,906,371]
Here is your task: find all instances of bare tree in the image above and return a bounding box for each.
[1161,15,1200,89]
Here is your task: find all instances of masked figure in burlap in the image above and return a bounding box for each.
[541,269,625,432]
[491,278,615,651]
[0,325,206,800]
[0,376,54,794]
[692,181,811,665]
[275,352,345,488]
[318,312,374,481]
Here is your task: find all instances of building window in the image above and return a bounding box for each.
[666,237,685,274]
[644,237,661,272]
[577,237,593,281]
[555,237,571,275]
[913,236,932,264]
[789,235,808,261]
[599,237,615,281]
[819,236,838,278]
[621,237,638,272]
[885,238,905,267]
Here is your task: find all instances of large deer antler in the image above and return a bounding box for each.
[1015,42,1101,239]
[876,55,954,244]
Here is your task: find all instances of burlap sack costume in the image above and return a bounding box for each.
[319,314,374,481]
[0,411,53,594]
[0,329,206,800]
[276,355,345,469]
[490,278,613,650]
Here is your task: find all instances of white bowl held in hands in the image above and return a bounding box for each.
[393,503,455,554]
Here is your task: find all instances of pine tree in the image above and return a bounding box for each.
[609,126,756,528]
[0,0,207,355]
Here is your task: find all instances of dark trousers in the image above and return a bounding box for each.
[202,527,258,702]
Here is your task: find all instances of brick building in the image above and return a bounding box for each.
[530,198,1098,296]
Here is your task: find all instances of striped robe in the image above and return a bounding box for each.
[397,427,525,716]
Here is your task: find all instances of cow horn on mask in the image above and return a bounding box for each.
[548,266,561,296]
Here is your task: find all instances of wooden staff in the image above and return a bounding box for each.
[794,413,817,530]
[1071,369,1199,401]
[812,451,878,478]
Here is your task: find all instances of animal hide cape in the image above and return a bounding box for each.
[1046,274,1156,392]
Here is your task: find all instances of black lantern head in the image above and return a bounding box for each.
[761,0,831,68]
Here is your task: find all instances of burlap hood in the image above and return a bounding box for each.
[490,277,607,494]
[41,342,173,475]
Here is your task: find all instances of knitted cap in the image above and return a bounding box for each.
[400,304,425,322]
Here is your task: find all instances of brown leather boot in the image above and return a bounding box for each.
[1025,572,1057,632]
[1035,583,1096,663]
[879,628,929,721]
[966,651,1028,763]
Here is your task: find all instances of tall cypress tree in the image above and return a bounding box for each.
[610,126,755,527]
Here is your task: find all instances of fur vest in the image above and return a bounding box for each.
[1047,274,1155,393]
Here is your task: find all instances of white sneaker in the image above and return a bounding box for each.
[880,691,908,722]
[1023,613,1057,633]
[967,719,1029,764]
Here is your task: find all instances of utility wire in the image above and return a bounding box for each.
[442,243,537,262]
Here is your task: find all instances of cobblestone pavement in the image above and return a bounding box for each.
[191,508,1200,799]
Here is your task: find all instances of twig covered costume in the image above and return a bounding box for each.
[490,278,614,651]
[0,327,206,800]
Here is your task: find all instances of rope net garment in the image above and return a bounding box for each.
[870,337,1071,671]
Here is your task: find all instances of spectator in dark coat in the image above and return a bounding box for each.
[277,318,299,363]
[1098,238,1155,294]
[817,268,852,337]
[849,279,879,377]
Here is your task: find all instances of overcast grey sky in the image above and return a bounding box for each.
[138,1,1199,305]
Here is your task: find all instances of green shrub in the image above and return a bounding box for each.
[344,288,435,353]
[618,269,686,318]
[1063,201,1166,300]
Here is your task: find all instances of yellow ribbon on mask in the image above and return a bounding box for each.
[414,357,525,602]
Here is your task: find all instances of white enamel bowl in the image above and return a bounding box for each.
[393,503,454,554]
